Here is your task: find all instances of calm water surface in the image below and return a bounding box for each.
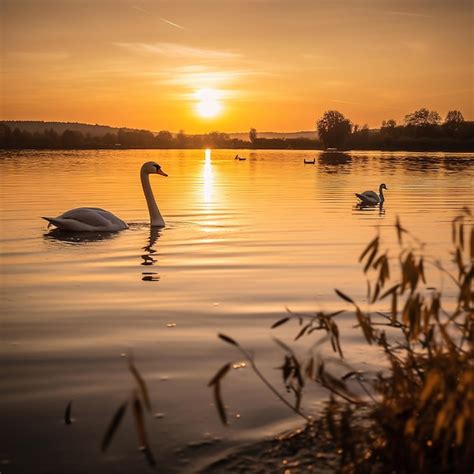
[1,149,473,473]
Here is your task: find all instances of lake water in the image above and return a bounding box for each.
[1,149,473,473]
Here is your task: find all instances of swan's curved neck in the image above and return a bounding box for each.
[379,186,385,202]
[141,170,165,227]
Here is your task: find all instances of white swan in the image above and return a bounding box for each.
[42,162,168,231]
[355,183,388,205]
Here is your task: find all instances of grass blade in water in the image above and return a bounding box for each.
[132,395,156,466]
[208,362,231,387]
[213,382,228,425]
[335,289,355,305]
[101,400,128,452]
[218,333,238,346]
[128,359,152,412]
[271,317,290,328]
[64,400,73,425]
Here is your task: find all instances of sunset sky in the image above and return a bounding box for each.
[2,0,473,133]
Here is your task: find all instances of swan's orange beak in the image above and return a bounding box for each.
[157,169,168,177]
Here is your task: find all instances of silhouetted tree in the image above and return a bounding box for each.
[204,131,230,148]
[249,128,257,145]
[61,130,84,148]
[380,120,399,139]
[176,130,187,148]
[381,119,397,129]
[155,130,173,148]
[444,110,464,125]
[442,110,466,137]
[0,123,11,148]
[404,108,441,127]
[316,110,352,149]
[101,132,118,146]
[117,129,154,148]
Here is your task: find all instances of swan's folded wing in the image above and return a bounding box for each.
[93,209,128,227]
[59,208,115,227]
[360,191,378,200]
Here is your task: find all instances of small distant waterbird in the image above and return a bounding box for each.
[304,158,315,164]
[355,183,388,205]
[235,154,246,161]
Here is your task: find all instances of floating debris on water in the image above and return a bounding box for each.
[232,362,247,369]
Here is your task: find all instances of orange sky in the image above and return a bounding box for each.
[2,0,473,133]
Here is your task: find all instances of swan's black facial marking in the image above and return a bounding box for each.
[153,163,168,177]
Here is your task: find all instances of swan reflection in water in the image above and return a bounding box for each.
[141,226,161,282]
[353,202,385,216]
[44,225,162,282]
[43,228,120,244]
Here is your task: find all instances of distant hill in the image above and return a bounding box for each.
[0,121,144,137]
[1,120,318,139]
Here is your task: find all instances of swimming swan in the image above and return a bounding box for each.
[355,183,388,205]
[42,162,168,231]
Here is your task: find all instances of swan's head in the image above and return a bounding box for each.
[142,161,168,177]
[379,183,388,191]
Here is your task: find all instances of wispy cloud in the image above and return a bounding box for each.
[114,42,240,60]
[331,98,369,106]
[150,65,273,101]
[131,5,186,30]
[131,5,148,14]
[155,65,266,88]
[160,18,186,30]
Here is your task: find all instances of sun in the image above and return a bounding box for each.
[195,88,222,118]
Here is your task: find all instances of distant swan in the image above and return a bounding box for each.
[235,154,246,161]
[42,162,168,231]
[355,183,388,205]
[304,158,315,164]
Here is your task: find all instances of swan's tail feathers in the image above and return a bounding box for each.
[42,217,60,229]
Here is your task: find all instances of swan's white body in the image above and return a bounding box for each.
[43,207,128,231]
[43,162,167,231]
[355,183,388,205]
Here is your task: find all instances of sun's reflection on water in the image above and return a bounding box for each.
[203,148,213,203]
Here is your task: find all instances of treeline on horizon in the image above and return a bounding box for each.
[1,108,472,151]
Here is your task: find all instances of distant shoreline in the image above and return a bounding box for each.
[1,146,474,153]
[2,118,473,152]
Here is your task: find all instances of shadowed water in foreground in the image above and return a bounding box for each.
[1,149,473,473]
